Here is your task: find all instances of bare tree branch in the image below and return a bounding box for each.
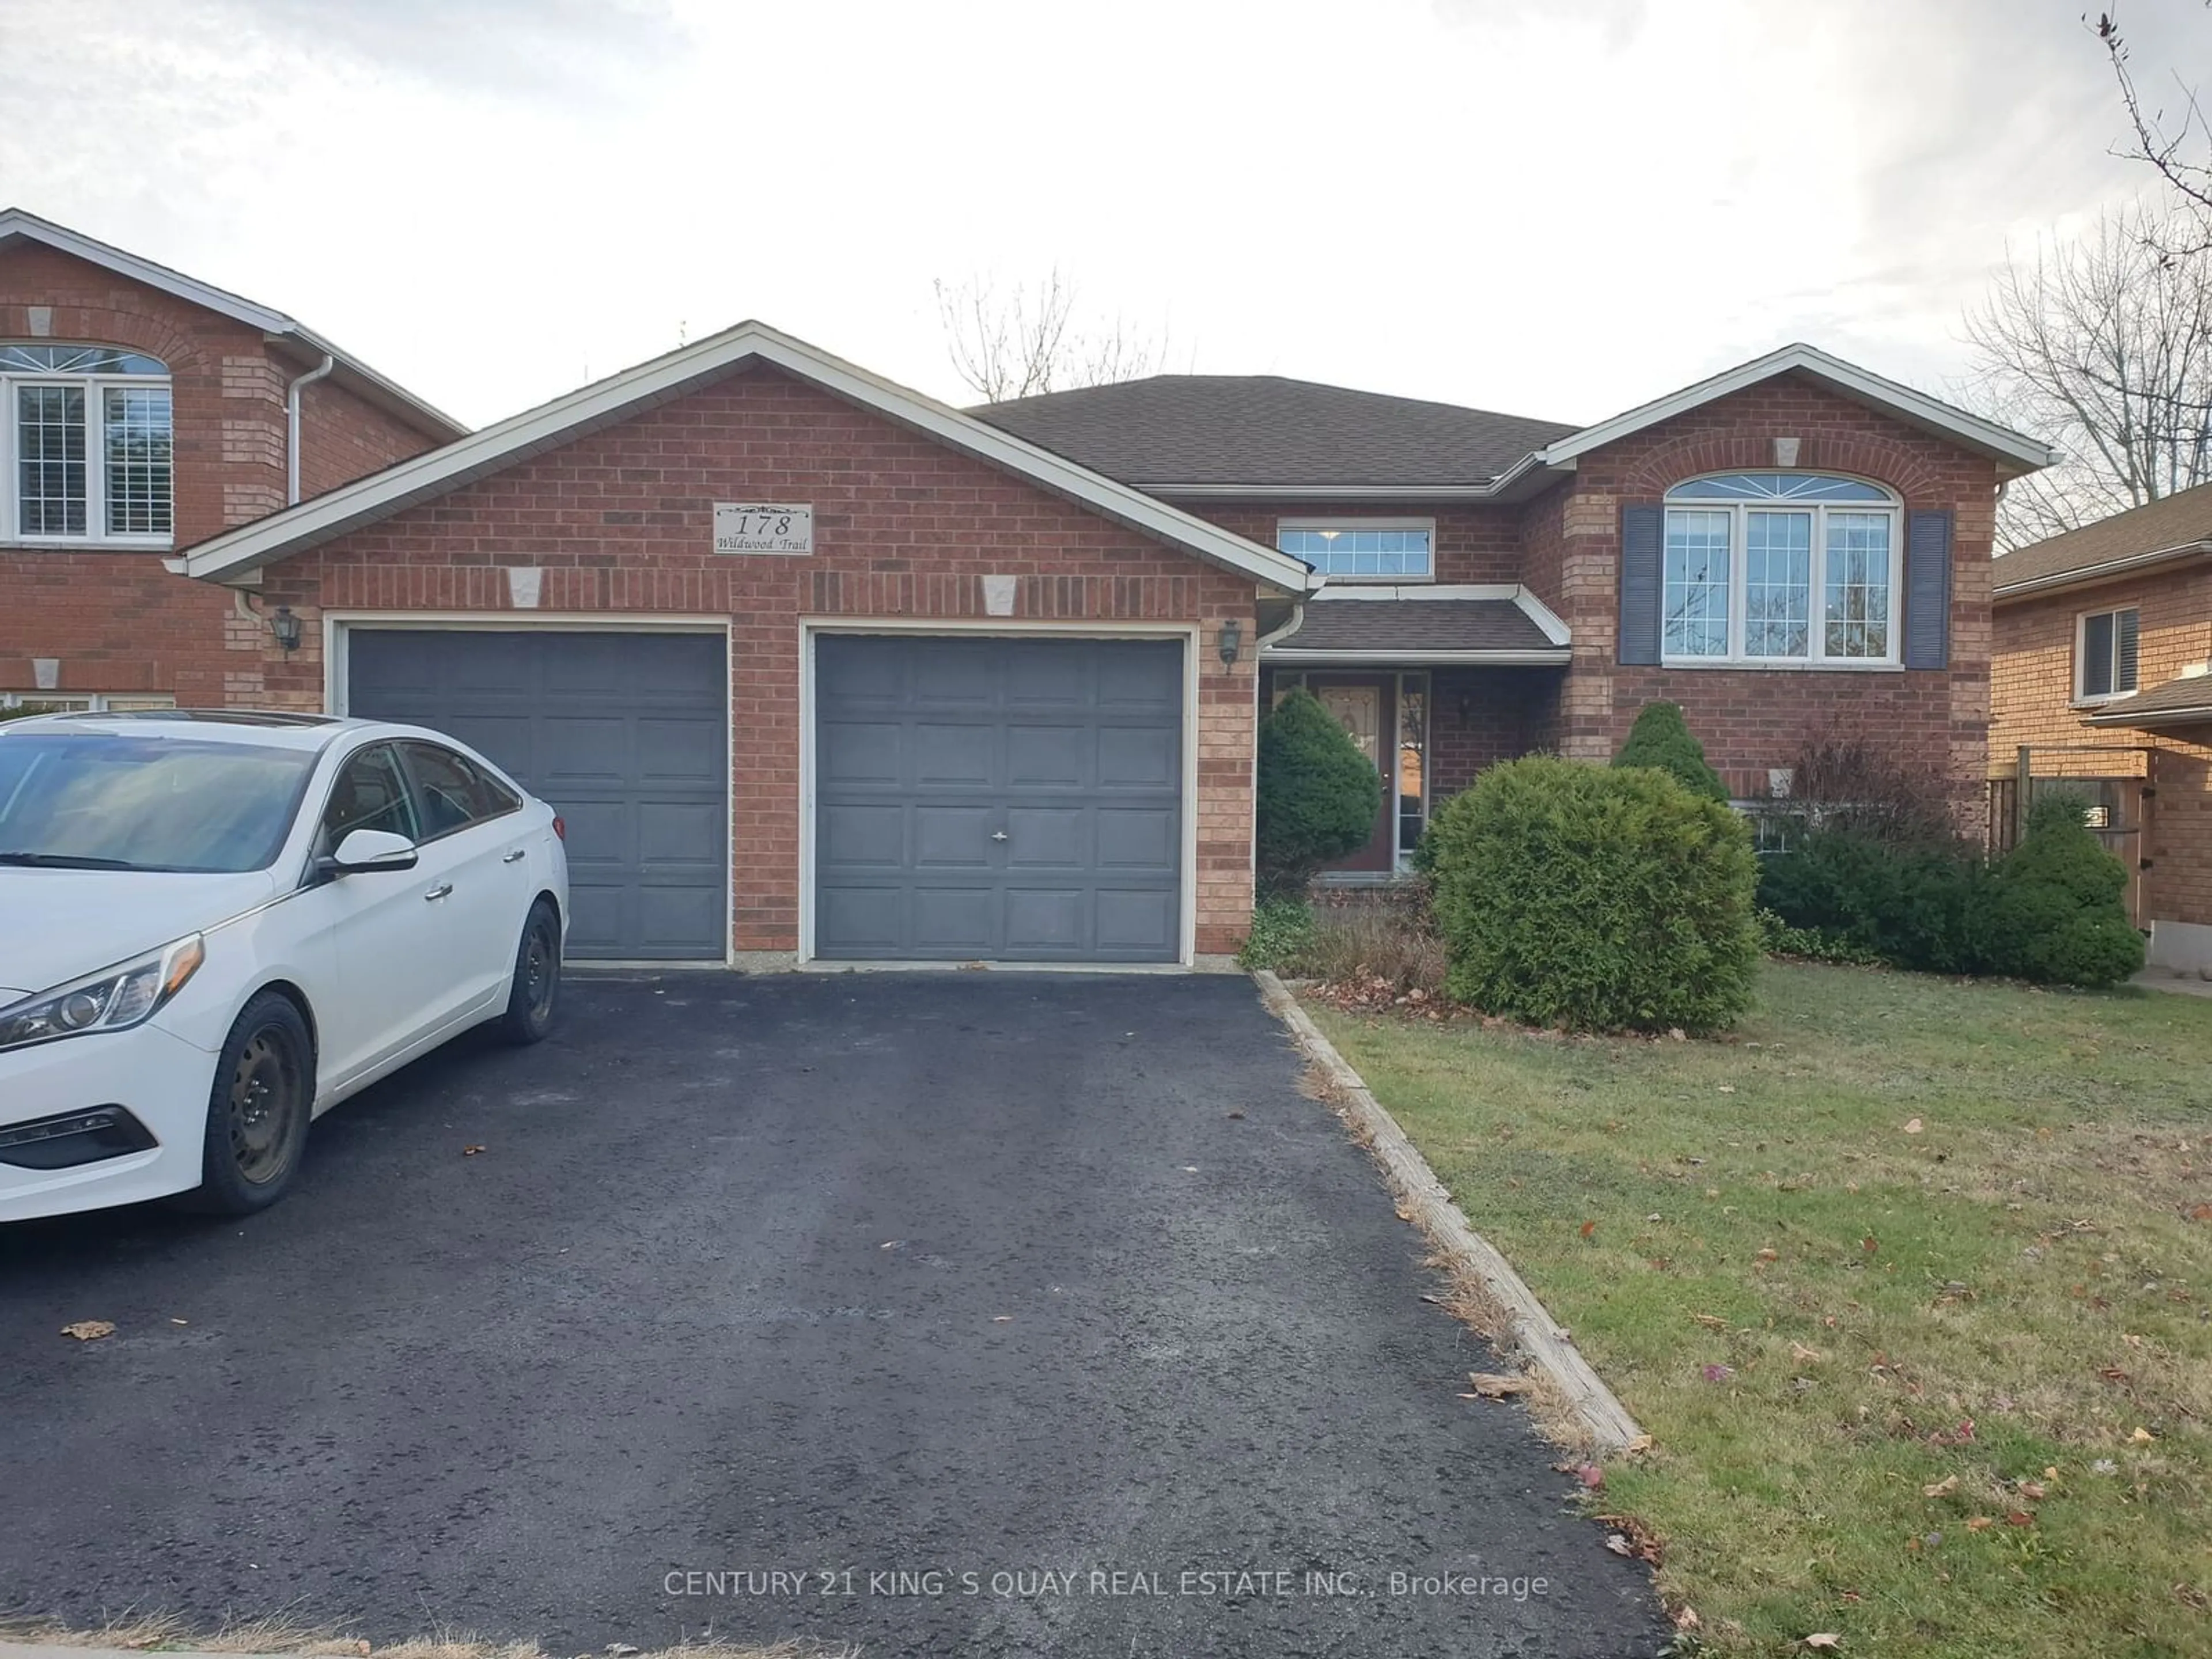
[2094,5,2212,259]
[1964,199,2212,548]
[933,269,1168,402]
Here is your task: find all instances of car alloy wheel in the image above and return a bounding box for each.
[523,917,555,1022]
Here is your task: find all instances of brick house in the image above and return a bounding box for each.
[170,323,2050,969]
[1990,483,2212,973]
[0,209,463,713]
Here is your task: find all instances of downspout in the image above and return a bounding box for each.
[285,354,336,505]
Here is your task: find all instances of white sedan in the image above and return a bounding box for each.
[0,711,569,1222]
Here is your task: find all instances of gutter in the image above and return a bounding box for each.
[1260,648,1572,667]
[285,355,336,505]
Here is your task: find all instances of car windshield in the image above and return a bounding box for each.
[0,733,317,873]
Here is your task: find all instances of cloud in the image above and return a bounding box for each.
[1431,0,1647,50]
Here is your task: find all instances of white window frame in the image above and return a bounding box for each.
[1660,477,1903,669]
[1,349,175,549]
[2073,605,2141,704]
[1276,516,1437,584]
[0,692,177,713]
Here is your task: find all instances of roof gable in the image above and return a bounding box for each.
[178,321,1318,594]
[0,207,464,442]
[1539,343,2056,478]
[1993,480,2212,600]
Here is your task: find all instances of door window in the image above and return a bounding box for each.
[320,744,419,851]
[397,742,518,840]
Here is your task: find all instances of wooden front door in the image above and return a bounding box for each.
[1308,676,1395,873]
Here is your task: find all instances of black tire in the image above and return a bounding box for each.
[498,898,562,1046]
[176,991,314,1216]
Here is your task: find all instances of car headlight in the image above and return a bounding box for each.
[0,934,206,1053]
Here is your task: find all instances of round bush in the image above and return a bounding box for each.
[1985,794,2145,987]
[1426,755,1759,1033]
[1255,688,1382,896]
[1612,700,1729,803]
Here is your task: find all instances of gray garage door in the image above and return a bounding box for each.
[815,635,1185,963]
[346,630,727,962]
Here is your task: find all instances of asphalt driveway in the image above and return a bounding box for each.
[0,974,1665,1658]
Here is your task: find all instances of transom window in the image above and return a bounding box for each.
[1277,518,1435,581]
[1661,473,1900,665]
[2076,607,2139,701]
[1,342,173,544]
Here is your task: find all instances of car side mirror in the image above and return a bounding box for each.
[330,828,420,874]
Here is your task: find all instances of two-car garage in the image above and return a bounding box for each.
[339,626,1189,966]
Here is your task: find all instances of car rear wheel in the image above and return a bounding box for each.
[498,899,562,1046]
[175,992,314,1215]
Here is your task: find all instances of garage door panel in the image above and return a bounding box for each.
[813,635,1183,962]
[914,723,995,786]
[1005,806,1085,868]
[912,805,996,868]
[1005,887,1084,953]
[347,630,726,962]
[1006,725,1088,788]
[1097,725,1179,789]
[1097,888,1178,953]
[1096,806,1177,870]
[820,721,904,787]
[821,804,907,868]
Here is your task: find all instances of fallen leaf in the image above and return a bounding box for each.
[2099,1366,2131,1384]
[1922,1475,1959,1498]
[1690,1312,1729,1331]
[1702,1363,1736,1383]
[1717,1085,1736,1094]
[1757,1246,1780,1262]
[1575,1463,1605,1489]
[1791,1341,1824,1363]
[2005,1510,2035,1527]
[59,1320,113,1342]
[991,1315,1013,1323]
[1623,1433,1655,1456]
[1804,1636,1843,1650]
[1671,1605,1701,1631]
[1603,1533,1635,1556]
[1904,1118,1924,1134]
[1580,1219,1597,1238]
[1862,1235,1880,1255]
[2131,1426,2155,1444]
[1965,1516,1994,1532]
[169,1317,188,1327]
[1468,1372,1532,1399]
[462,1144,486,1156]
[2187,1202,2212,1221]
[2017,1480,2047,1500]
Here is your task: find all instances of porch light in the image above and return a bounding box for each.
[1217,619,1242,670]
[268,605,302,654]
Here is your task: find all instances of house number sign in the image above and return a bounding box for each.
[713,502,813,555]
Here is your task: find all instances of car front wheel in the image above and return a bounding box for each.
[177,991,314,1215]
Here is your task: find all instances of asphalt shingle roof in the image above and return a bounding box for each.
[1993,481,2212,593]
[968,374,1580,489]
[2085,672,2212,726]
[1267,596,1558,656]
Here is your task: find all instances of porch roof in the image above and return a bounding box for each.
[1260,585,1570,666]
[2083,672,2212,730]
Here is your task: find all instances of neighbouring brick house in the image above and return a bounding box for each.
[169,324,2050,968]
[0,209,463,713]
[1991,483,2212,974]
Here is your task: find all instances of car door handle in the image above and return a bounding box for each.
[502,849,527,863]
[424,882,454,902]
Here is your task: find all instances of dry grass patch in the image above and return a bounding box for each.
[0,1619,847,1659]
[1306,961,2212,1658]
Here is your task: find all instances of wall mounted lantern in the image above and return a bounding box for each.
[1217,619,1242,671]
[268,605,303,654]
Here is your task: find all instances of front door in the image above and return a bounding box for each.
[1306,676,1396,874]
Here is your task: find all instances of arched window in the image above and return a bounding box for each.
[1660,472,1900,664]
[1,343,173,542]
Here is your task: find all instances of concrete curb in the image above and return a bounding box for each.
[1252,971,1646,1455]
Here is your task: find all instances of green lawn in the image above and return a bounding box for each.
[1306,963,2212,1658]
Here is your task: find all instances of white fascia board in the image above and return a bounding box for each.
[1537,342,2059,474]
[1512,586,1571,646]
[1146,482,1510,502]
[1261,647,1572,666]
[182,320,1317,594]
[1307,584,1522,600]
[2085,698,2212,728]
[1992,539,2212,602]
[0,209,464,441]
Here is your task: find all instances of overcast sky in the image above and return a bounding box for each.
[0,0,2200,431]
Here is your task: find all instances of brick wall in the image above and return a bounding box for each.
[296,374,448,499]
[1540,372,2001,801]
[1993,567,2212,929]
[241,365,1266,959]
[0,242,440,700]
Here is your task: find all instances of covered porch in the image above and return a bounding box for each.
[1259,586,1570,880]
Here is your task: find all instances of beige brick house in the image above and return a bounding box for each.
[1991,483,2212,973]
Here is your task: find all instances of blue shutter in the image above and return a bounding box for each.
[1619,505,1663,665]
[1903,509,1953,670]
